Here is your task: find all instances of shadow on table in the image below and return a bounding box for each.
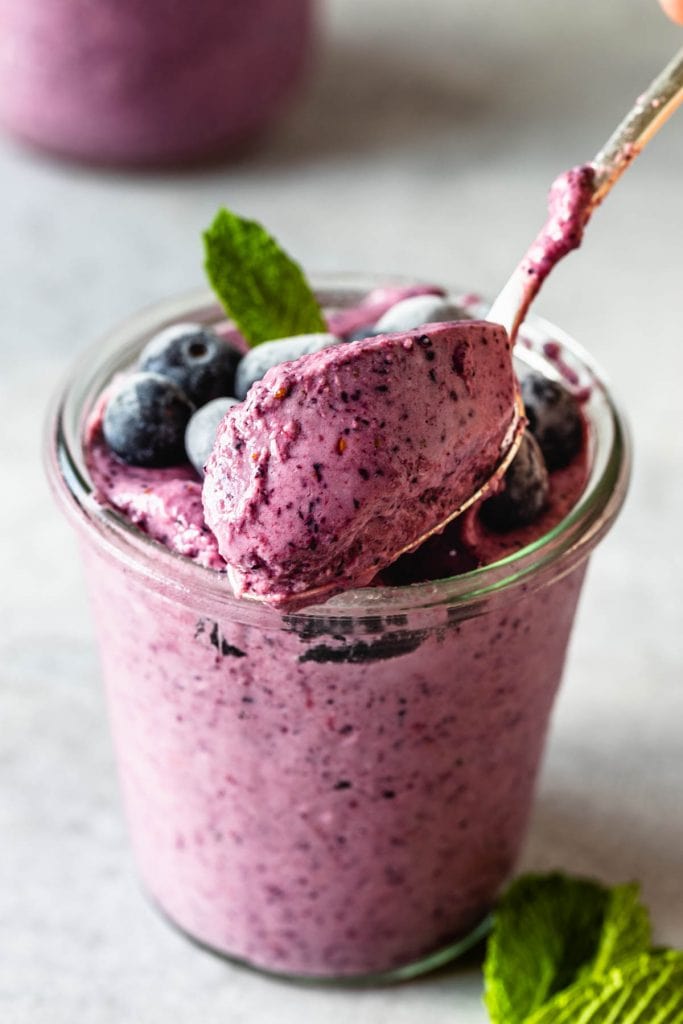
[111,36,516,181]
[520,785,681,886]
[184,27,636,173]
[265,38,498,165]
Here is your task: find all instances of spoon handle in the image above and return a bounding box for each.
[488,46,683,343]
[593,45,683,202]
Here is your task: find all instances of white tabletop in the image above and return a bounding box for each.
[2,1,683,1020]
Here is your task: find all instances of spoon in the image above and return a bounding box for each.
[213,47,683,609]
[356,45,683,578]
[488,44,683,343]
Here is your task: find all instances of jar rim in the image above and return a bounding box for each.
[45,277,631,625]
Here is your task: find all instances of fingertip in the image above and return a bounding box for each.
[659,0,683,25]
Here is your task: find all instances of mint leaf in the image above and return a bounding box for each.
[525,951,683,1023]
[483,873,651,1024]
[203,208,326,347]
[585,882,652,979]
[484,874,608,1023]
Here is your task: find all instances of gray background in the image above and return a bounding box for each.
[2,1,682,1020]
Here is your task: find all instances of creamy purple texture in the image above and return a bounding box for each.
[522,165,596,307]
[85,290,589,590]
[86,393,225,569]
[203,321,518,607]
[85,547,586,976]
[76,287,597,979]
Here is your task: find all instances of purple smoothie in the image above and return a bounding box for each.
[203,320,519,607]
[521,166,596,310]
[0,0,313,165]
[82,539,587,975]
[47,283,629,979]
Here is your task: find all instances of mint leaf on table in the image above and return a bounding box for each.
[525,951,683,1024]
[585,882,652,979]
[483,873,652,1024]
[203,208,326,347]
[484,874,608,1024]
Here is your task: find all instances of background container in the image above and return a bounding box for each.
[0,0,314,165]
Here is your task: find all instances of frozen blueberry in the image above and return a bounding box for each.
[138,322,240,407]
[103,372,195,467]
[521,372,583,470]
[185,396,239,476]
[480,431,549,531]
[373,295,467,334]
[234,332,340,400]
[345,325,383,343]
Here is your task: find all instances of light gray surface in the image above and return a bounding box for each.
[2,1,683,1021]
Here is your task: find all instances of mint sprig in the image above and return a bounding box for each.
[526,952,683,1023]
[483,872,679,1024]
[203,208,326,347]
[484,874,615,1024]
[586,882,652,979]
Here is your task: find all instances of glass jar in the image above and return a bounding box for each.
[45,280,630,980]
[0,0,313,165]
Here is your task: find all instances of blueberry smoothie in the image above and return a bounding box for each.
[203,319,520,606]
[0,0,313,164]
[47,278,629,979]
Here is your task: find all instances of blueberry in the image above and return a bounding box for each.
[103,372,195,467]
[521,372,583,470]
[185,396,239,476]
[480,431,549,531]
[345,325,383,343]
[234,332,340,400]
[138,322,240,406]
[373,295,467,334]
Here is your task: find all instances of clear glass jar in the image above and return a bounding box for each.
[45,280,630,981]
[0,0,313,165]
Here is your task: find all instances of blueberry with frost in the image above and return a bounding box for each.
[103,372,195,467]
[234,332,340,400]
[374,295,468,334]
[345,325,382,343]
[185,397,239,476]
[521,372,583,470]
[481,430,549,530]
[138,322,240,406]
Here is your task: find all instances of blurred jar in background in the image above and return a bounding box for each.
[0,0,314,165]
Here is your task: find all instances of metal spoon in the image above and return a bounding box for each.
[377,46,683,578]
[234,47,683,609]
[488,45,683,343]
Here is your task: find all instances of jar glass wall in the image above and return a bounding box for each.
[46,280,630,980]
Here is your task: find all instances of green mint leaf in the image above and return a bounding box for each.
[525,951,683,1024]
[484,873,609,1024]
[203,208,326,347]
[585,882,652,979]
